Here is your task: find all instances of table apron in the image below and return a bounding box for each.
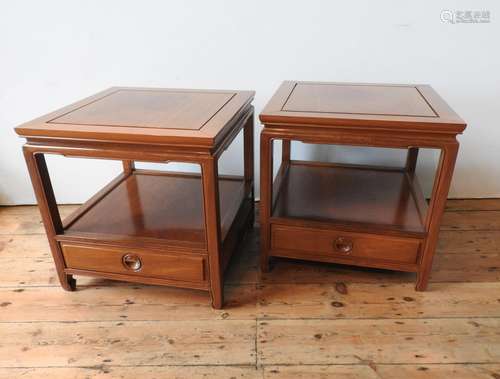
[261,127,458,149]
[22,142,217,164]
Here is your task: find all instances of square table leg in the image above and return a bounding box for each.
[260,132,273,273]
[122,160,135,175]
[405,147,419,173]
[23,147,76,291]
[416,142,459,290]
[282,139,291,163]
[244,112,255,226]
[201,158,224,309]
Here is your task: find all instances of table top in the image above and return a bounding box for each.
[15,87,254,147]
[260,81,466,134]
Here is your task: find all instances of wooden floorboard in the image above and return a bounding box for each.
[0,285,257,322]
[258,318,500,364]
[256,282,500,320]
[0,320,256,367]
[263,364,500,379]
[1,364,499,379]
[445,198,500,211]
[0,366,263,379]
[0,200,499,378]
[441,210,500,230]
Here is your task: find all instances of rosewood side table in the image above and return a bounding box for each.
[259,81,466,290]
[15,87,255,309]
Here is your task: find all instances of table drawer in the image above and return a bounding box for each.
[61,243,206,283]
[271,225,421,265]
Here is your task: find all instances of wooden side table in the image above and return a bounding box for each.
[259,81,466,290]
[15,87,255,309]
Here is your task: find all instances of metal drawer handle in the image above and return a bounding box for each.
[334,237,353,255]
[122,253,142,271]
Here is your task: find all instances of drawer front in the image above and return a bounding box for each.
[271,225,421,264]
[62,244,206,283]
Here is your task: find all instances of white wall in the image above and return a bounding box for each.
[1,0,499,205]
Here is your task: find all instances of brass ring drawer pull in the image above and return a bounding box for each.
[334,237,353,255]
[122,253,142,271]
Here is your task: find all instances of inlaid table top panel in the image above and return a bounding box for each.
[260,81,465,134]
[15,87,255,147]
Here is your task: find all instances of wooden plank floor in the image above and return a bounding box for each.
[0,200,500,378]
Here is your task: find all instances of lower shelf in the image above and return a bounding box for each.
[272,161,427,236]
[61,170,246,249]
